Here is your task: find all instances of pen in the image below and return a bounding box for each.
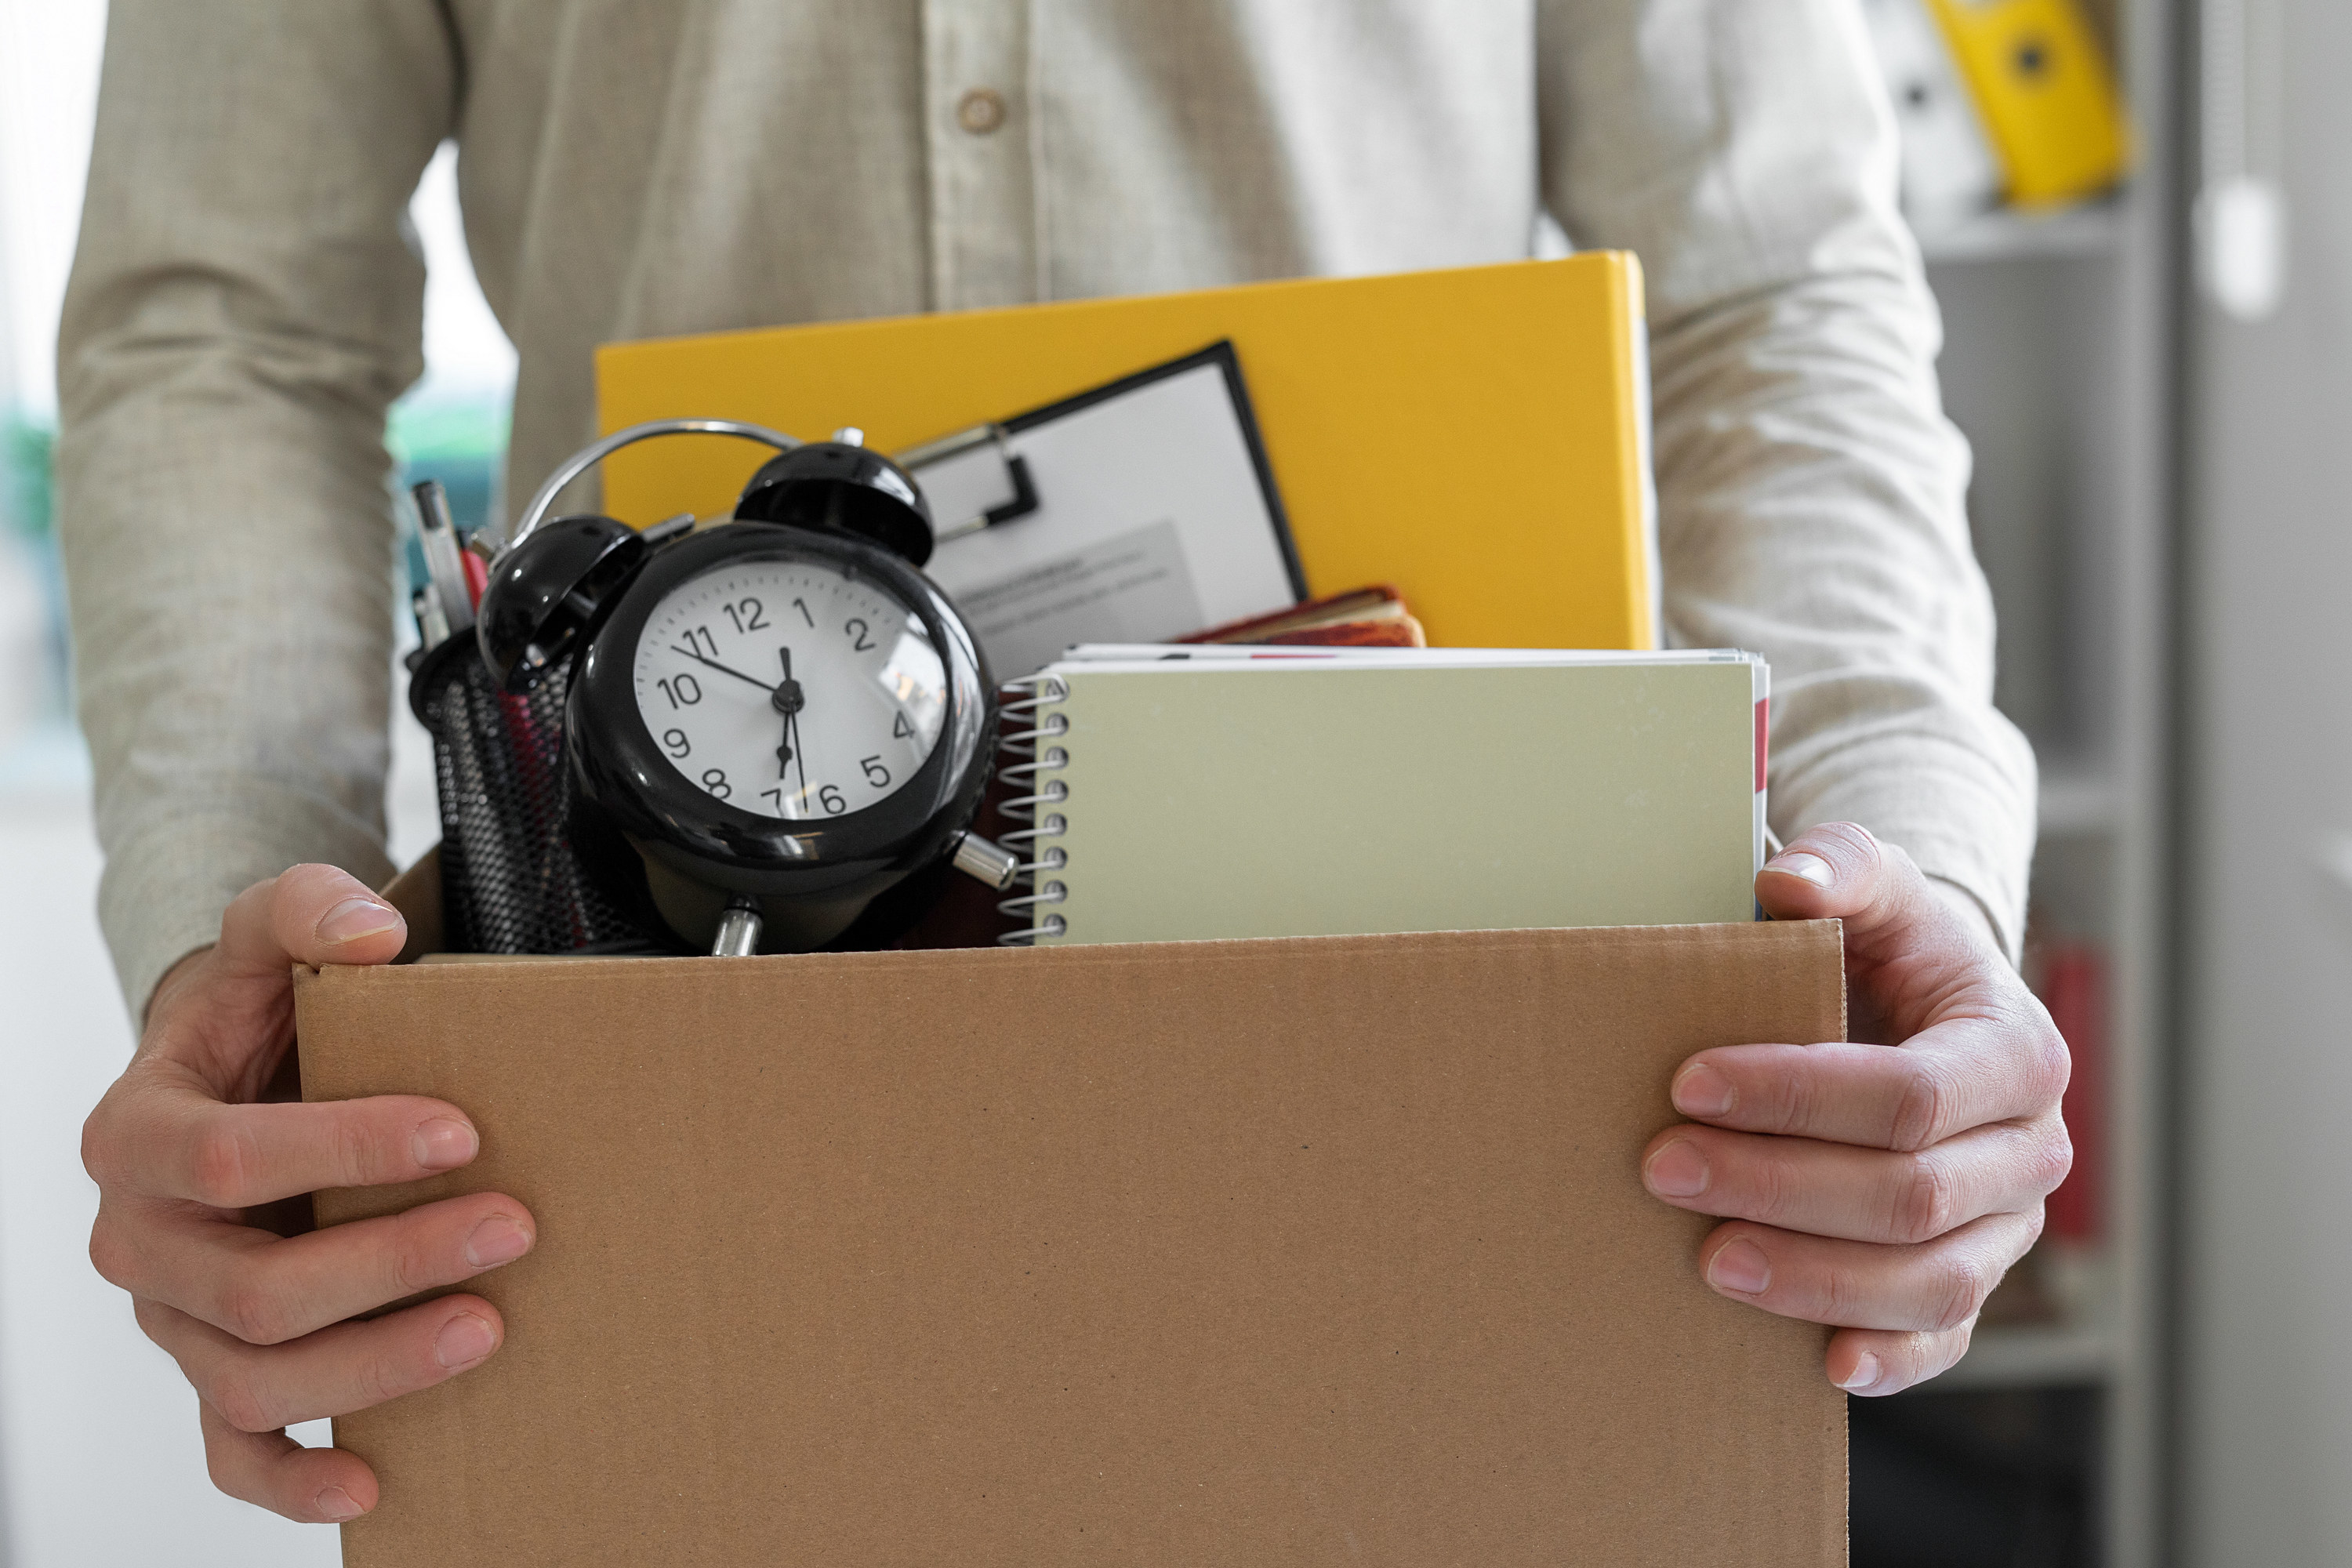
[412,585,451,651]
[412,479,477,636]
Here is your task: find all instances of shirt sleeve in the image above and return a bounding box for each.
[1537,0,2038,960]
[54,2,457,1015]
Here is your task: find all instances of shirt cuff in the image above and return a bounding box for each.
[96,799,395,1022]
[1769,729,2038,967]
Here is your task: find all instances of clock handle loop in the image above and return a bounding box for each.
[504,418,804,553]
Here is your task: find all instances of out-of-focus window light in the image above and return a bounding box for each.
[397,143,519,539]
[0,0,105,770]
[0,2,105,417]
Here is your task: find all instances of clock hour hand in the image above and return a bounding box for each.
[669,646,775,695]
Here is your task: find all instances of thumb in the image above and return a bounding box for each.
[1755,822,1953,967]
[220,863,409,979]
[147,866,408,1092]
[249,865,409,973]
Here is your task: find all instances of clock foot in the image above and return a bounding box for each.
[950,831,1021,891]
[712,895,764,957]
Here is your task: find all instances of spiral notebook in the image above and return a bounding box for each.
[1001,647,1768,946]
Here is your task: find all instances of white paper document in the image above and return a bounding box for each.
[903,343,1303,679]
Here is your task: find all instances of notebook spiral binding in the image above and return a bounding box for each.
[993,673,1071,944]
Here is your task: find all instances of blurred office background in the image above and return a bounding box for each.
[0,1,2339,1563]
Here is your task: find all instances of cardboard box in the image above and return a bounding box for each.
[299,918,1848,1565]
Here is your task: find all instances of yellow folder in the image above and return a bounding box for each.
[595,255,1657,652]
[1926,0,2132,207]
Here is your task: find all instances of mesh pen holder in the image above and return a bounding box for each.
[408,633,653,956]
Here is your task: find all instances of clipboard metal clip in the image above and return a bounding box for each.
[895,423,1042,544]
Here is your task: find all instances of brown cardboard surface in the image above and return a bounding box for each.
[299,920,1848,1566]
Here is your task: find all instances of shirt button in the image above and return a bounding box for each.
[956,88,1007,136]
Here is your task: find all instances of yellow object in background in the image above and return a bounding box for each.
[596,256,1657,652]
[1926,0,2132,207]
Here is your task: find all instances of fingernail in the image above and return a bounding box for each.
[1642,1138,1711,1198]
[1769,852,1835,888]
[315,1486,365,1522]
[412,1117,478,1171]
[1672,1062,1736,1118]
[317,897,400,945]
[464,1214,532,1269]
[1839,1352,1883,1392]
[434,1311,497,1369]
[1707,1237,1772,1295]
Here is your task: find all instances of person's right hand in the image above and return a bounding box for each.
[81,865,535,1523]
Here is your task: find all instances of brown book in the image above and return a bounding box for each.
[2032,938,2107,1243]
[1181,583,1426,647]
[1251,615,1425,647]
[302,921,1845,1566]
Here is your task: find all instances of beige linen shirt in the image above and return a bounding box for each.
[58,0,2036,1013]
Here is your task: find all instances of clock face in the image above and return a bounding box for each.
[630,557,949,821]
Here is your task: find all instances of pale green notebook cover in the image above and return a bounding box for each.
[1025,653,1764,946]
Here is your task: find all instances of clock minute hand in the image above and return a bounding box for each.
[775,648,810,797]
[668,646,775,695]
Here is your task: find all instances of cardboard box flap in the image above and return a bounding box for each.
[299,920,1847,1566]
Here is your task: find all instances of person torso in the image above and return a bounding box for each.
[445,1,1551,506]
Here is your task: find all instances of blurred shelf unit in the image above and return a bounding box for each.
[2038,763,2123,837]
[1918,201,2126,265]
[2317,833,2352,916]
[1941,1325,2117,1391]
[1875,0,2178,1563]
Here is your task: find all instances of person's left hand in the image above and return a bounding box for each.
[1640,822,2071,1396]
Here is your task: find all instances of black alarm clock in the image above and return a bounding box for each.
[477,419,1014,956]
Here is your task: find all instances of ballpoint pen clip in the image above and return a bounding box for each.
[412,585,452,651]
